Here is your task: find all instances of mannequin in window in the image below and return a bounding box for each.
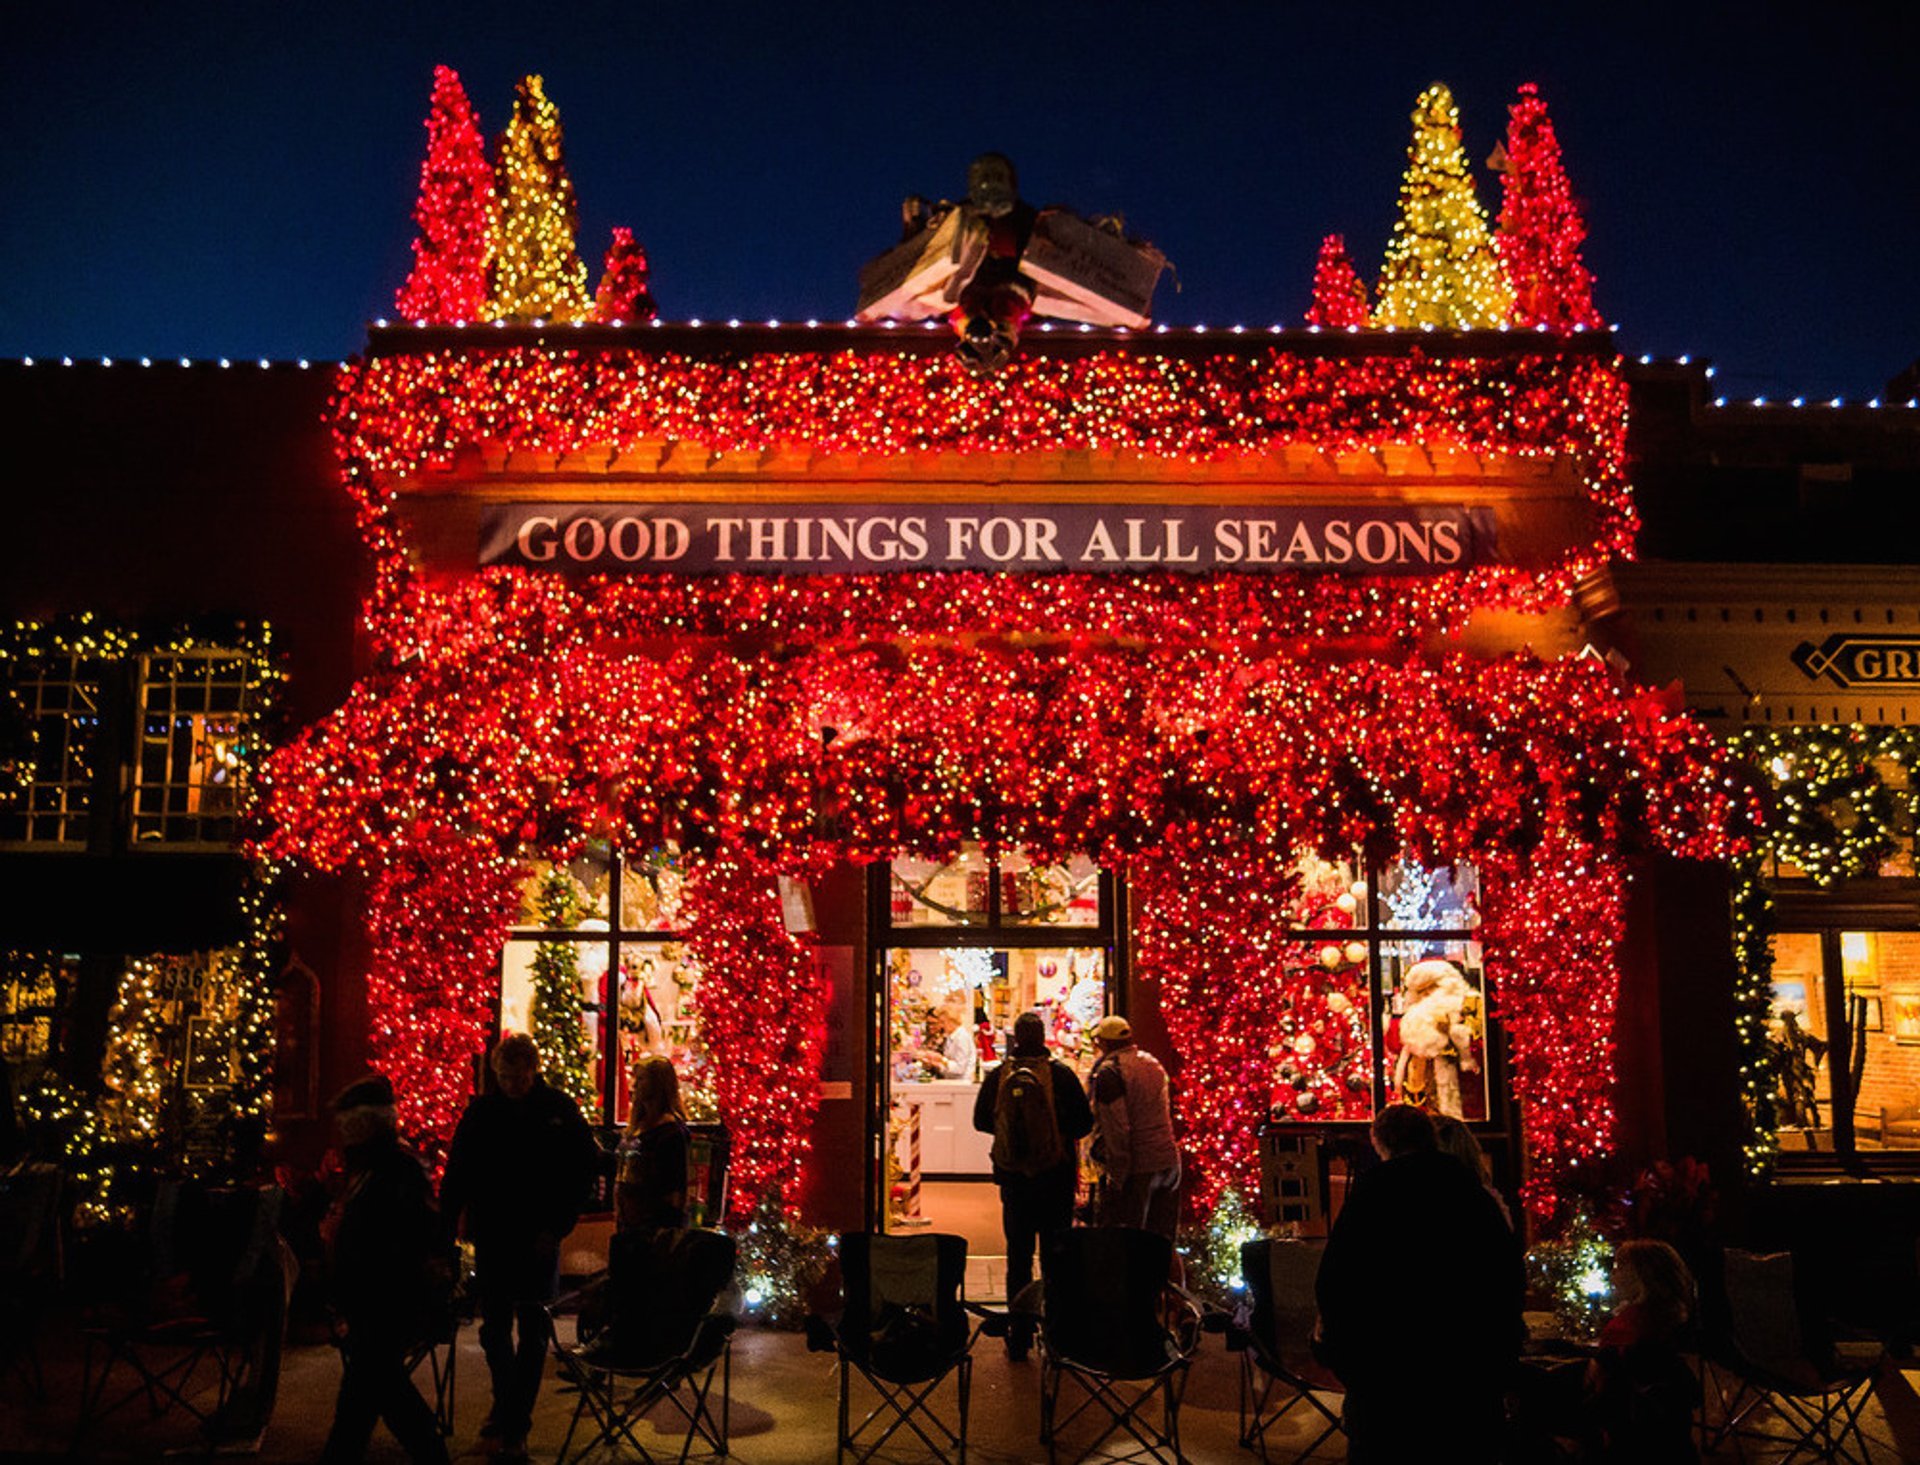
[1394,959,1481,1119]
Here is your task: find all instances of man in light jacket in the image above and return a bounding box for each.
[1087,1015,1181,1237]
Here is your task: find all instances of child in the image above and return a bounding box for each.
[1588,1238,1701,1463]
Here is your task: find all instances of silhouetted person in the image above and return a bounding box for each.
[1315,1103,1522,1463]
[972,1010,1092,1359]
[440,1033,598,1461]
[1087,1015,1181,1237]
[319,1075,451,1465]
[1588,1239,1701,1463]
[615,1054,690,1235]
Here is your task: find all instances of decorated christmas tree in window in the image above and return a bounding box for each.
[488,74,591,323]
[1493,83,1603,331]
[1374,83,1513,329]
[529,866,598,1116]
[1305,233,1369,328]
[394,66,496,324]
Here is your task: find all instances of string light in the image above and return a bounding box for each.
[1493,84,1603,331]
[488,75,591,324]
[1375,83,1515,329]
[393,65,496,325]
[1304,234,1369,328]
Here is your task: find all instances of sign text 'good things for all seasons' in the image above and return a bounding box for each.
[480,503,1498,575]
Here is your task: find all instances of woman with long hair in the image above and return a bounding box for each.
[614,1055,691,1235]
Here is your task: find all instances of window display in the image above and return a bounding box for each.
[888,946,1107,1087]
[1771,927,1920,1152]
[1270,850,1486,1124]
[498,846,712,1127]
[133,652,258,846]
[889,841,1102,928]
[1,652,100,846]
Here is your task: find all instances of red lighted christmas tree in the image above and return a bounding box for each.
[394,66,495,324]
[594,227,657,322]
[1494,83,1602,330]
[1305,234,1369,327]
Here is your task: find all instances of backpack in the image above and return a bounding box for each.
[991,1058,1067,1176]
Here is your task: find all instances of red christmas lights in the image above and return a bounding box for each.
[1495,83,1604,332]
[394,67,496,325]
[1305,234,1370,328]
[252,340,1755,1217]
[594,227,657,324]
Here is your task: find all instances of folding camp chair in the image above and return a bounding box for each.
[1720,1248,1883,1464]
[403,1281,463,1436]
[809,1231,976,1465]
[547,1226,737,1465]
[74,1182,283,1447]
[0,1162,64,1398]
[1037,1227,1202,1465]
[1230,1238,1344,1463]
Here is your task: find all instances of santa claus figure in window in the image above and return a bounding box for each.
[1393,958,1482,1119]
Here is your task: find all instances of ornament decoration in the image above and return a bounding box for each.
[594,227,657,324]
[395,66,496,325]
[1493,83,1603,331]
[488,75,591,324]
[1375,83,1515,329]
[1305,234,1369,329]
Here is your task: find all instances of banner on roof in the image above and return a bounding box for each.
[479,502,1498,575]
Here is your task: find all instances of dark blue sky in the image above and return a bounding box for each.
[6,4,1914,399]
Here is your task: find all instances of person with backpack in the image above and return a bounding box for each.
[971,1010,1092,1360]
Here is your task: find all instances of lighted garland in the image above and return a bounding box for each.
[264,625,1753,1211]
[329,344,1636,644]
[1725,724,1920,1173]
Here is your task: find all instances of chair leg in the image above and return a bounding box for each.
[958,1355,970,1464]
[837,1357,850,1465]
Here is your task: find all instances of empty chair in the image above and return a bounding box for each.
[1037,1227,1201,1465]
[810,1231,975,1464]
[547,1226,737,1465]
[1232,1237,1344,1463]
[1720,1248,1882,1463]
[0,1162,63,1398]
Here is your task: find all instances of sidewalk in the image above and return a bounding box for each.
[4,1315,1905,1462]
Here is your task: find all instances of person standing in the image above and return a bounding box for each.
[440,1034,599,1461]
[1086,1015,1181,1238]
[319,1075,452,1465]
[971,1010,1092,1360]
[614,1055,691,1235]
[1314,1103,1522,1464]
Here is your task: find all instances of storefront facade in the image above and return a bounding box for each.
[250,324,1739,1239]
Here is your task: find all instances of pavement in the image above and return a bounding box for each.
[3,1313,1907,1462]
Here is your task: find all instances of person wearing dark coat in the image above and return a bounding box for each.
[320,1074,452,1465]
[972,1010,1093,1360]
[439,1033,600,1459]
[1314,1103,1523,1464]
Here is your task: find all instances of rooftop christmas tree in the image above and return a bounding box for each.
[1494,83,1603,331]
[1374,83,1513,329]
[528,866,597,1118]
[394,66,496,324]
[489,74,591,323]
[594,227,657,323]
[1305,233,1369,328]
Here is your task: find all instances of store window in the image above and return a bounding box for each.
[133,652,259,846]
[1273,850,1486,1126]
[499,846,712,1128]
[0,952,77,1080]
[1,651,102,847]
[1770,926,1920,1153]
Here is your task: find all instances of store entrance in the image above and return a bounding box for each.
[867,844,1120,1252]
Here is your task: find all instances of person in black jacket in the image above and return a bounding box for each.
[440,1033,600,1460]
[320,1074,451,1465]
[1315,1103,1523,1463]
[972,1011,1093,1360]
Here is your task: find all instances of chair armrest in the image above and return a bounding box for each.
[550,1267,610,1316]
[965,1300,1010,1339]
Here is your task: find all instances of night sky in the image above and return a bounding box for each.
[6,4,1915,400]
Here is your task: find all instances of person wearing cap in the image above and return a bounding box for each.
[971,1010,1092,1360]
[319,1074,452,1465]
[1087,1015,1182,1238]
[439,1032,599,1460]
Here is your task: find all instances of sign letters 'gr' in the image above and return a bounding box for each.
[480,503,1497,576]
[1792,634,1920,690]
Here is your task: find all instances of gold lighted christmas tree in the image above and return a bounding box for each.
[1374,83,1513,329]
[489,74,591,323]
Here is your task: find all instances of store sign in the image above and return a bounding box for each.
[1792,633,1920,690]
[480,503,1497,575]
